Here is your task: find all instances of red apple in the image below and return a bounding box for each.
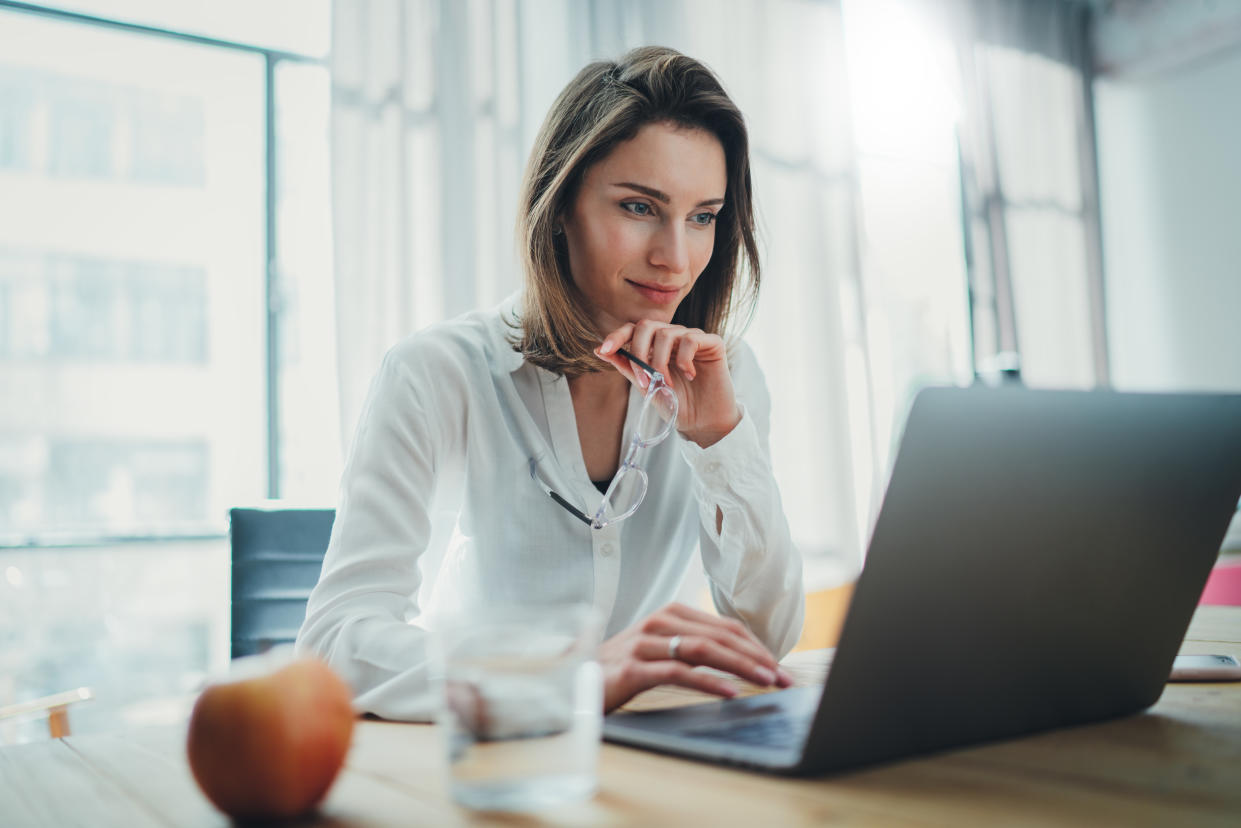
[186,657,355,820]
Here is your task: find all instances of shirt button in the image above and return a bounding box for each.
[704,461,724,484]
[600,543,616,557]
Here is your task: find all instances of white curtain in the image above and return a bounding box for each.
[328,0,1100,582]
[331,0,533,439]
[658,1,868,584]
[948,0,1106,388]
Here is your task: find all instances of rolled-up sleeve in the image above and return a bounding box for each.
[679,344,805,658]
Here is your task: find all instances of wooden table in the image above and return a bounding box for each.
[2,606,1239,827]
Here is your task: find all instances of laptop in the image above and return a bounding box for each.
[602,386,1241,775]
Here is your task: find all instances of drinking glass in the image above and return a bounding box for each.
[431,603,603,811]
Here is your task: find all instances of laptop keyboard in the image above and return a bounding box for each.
[682,714,811,748]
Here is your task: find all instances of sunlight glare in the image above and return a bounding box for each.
[842,0,960,163]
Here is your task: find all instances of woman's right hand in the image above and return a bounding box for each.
[598,603,793,712]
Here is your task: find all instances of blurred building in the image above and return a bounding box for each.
[0,14,270,542]
[0,3,331,743]
[0,62,214,537]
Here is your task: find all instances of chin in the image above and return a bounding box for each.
[626,307,678,326]
[595,292,683,331]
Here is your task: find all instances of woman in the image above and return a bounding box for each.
[297,46,814,718]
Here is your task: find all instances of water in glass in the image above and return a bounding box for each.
[434,605,601,811]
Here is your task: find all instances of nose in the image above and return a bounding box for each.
[648,220,689,274]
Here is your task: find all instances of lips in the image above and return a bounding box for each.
[627,279,682,306]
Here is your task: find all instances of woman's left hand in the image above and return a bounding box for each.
[595,319,741,448]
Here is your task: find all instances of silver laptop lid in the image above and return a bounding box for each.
[803,386,1241,774]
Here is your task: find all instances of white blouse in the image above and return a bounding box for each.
[296,295,806,720]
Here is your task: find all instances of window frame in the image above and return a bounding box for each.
[958,38,1110,388]
[0,0,327,547]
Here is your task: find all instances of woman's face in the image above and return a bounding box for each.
[561,121,727,333]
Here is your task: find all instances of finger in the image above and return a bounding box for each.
[643,614,779,676]
[674,333,702,380]
[597,323,635,358]
[595,347,639,385]
[627,319,665,365]
[632,660,741,701]
[636,634,777,687]
[681,330,727,372]
[595,323,646,386]
[662,604,781,669]
[649,325,686,383]
[665,601,762,638]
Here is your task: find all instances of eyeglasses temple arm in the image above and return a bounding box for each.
[528,458,593,527]
[614,347,660,379]
[551,491,593,526]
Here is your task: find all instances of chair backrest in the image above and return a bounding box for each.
[229,507,335,659]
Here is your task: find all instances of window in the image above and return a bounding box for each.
[273,60,340,501]
[0,1,333,744]
[31,0,330,57]
[0,8,270,540]
[0,71,34,168]
[983,45,1098,389]
[0,4,337,541]
[840,0,974,527]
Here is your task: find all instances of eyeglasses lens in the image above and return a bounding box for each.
[635,384,677,445]
[596,465,648,527]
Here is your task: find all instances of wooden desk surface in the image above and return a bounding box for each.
[2,605,1239,827]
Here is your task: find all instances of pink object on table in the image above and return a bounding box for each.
[1200,562,1241,606]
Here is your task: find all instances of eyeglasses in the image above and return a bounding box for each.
[530,348,679,530]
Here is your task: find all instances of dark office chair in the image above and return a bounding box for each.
[229,506,336,659]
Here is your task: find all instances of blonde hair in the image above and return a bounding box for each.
[512,46,760,377]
